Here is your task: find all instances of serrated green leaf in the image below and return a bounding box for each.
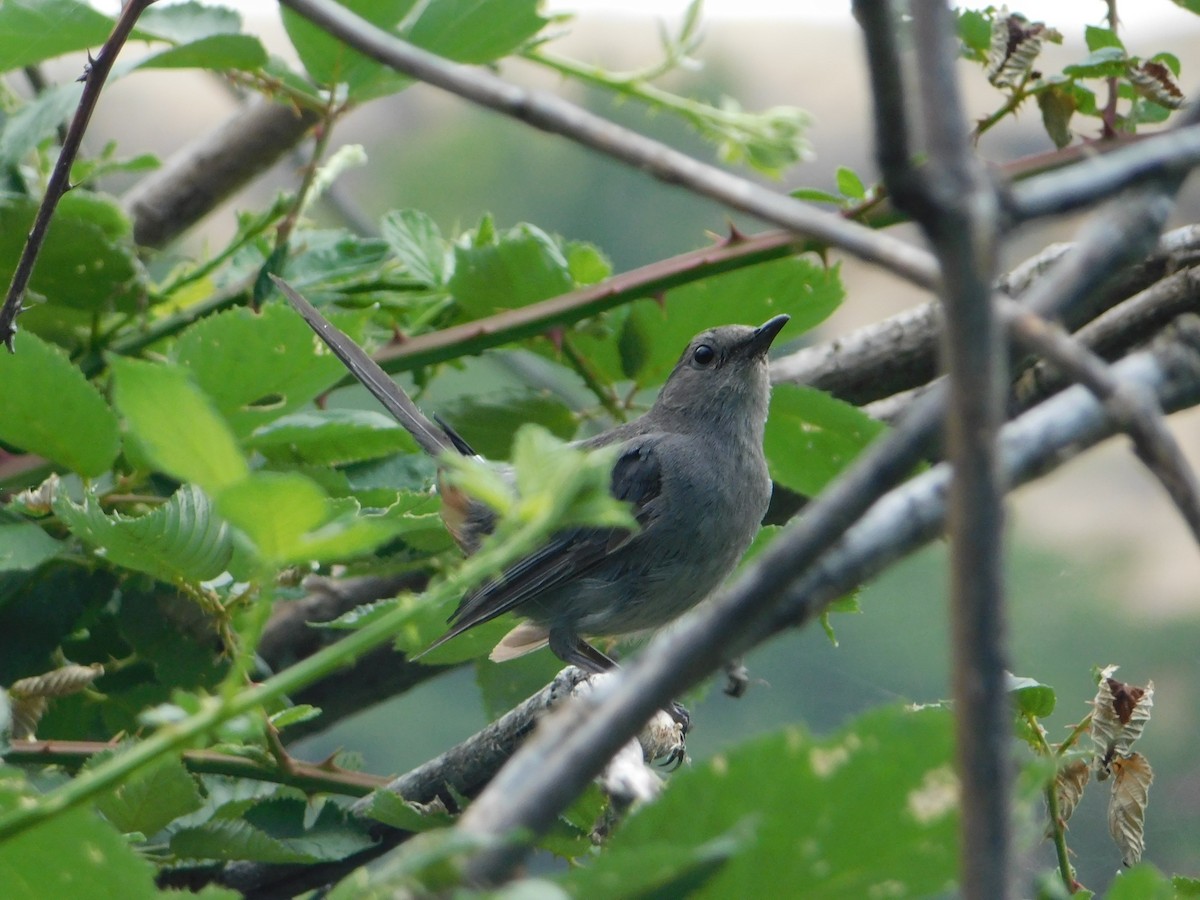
[173,797,374,863]
[449,223,575,319]
[54,486,234,583]
[0,194,142,318]
[764,384,887,497]
[173,301,371,439]
[359,790,455,833]
[0,773,160,899]
[1174,874,1200,896]
[835,165,866,199]
[0,82,82,170]
[133,34,267,72]
[380,208,448,287]
[246,409,418,466]
[0,333,119,476]
[1007,674,1056,718]
[0,0,114,71]
[95,754,203,836]
[137,1,242,43]
[561,705,957,898]
[269,704,322,730]
[0,524,63,573]
[110,357,248,491]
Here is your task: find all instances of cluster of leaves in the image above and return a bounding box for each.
[0,0,899,895]
[957,6,1187,147]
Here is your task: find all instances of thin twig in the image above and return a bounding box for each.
[0,0,160,350]
[277,0,940,290]
[4,740,389,797]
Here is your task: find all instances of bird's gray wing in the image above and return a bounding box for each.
[423,438,665,649]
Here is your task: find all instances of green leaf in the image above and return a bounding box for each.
[595,256,842,388]
[53,486,234,583]
[956,9,991,58]
[110,357,248,492]
[133,34,267,72]
[172,301,372,439]
[1007,674,1056,718]
[216,471,407,564]
[95,754,203,835]
[281,0,418,100]
[449,223,575,319]
[0,771,160,899]
[764,384,887,497]
[475,652,564,722]
[269,704,322,730]
[435,389,578,460]
[0,0,114,71]
[566,241,611,286]
[1174,875,1200,896]
[136,1,242,43]
[1104,864,1176,899]
[246,409,418,466]
[835,165,866,199]
[402,0,548,64]
[1037,84,1077,149]
[0,524,63,573]
[0,82,83,170]
[1085,25,1124,52]
[561,705,957,898]
[380,208,449,288]
[358,790,455,833]
[1063,46,1127,79]
[171,796,375,863]
[790,187,842,204]
[0,333,119,476]
[0,194,142,319]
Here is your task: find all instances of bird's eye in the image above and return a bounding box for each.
[692,344,716,366]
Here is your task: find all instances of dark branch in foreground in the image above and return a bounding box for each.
[0,0,159,349]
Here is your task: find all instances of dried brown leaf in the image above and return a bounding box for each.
[1128,60,1185,110]
[1054,758,1091,827]
[9,663,104,699]
[7,663,104,741]
[1108,752,1153,866]
[1090,665,1154,779]
[987,12,1049,88]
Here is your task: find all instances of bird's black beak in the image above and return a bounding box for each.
[746,314,790,357]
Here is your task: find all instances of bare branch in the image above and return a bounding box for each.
[276,0,940,289]
[891,4,1011,894]
[124,98,322,248]
[0,0,159,350]
[1007,125,1200,222]
[1000,298,1200,544]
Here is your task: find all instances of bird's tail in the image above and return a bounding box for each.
[272,275,458,459]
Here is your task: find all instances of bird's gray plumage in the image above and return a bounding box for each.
[274,274,785,674]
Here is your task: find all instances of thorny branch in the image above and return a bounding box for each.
[0,0,160,350]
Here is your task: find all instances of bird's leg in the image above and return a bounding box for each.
[548,628,692,738]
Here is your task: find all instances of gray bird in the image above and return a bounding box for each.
[273,275,786,678]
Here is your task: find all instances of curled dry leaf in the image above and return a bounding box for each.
[987,11,1051,88]
[1053,758,1091,829]
[1128,60,1185,110]
[7,662,104,741]
[1090,665,1154,779]
[1108,752,1153,866]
